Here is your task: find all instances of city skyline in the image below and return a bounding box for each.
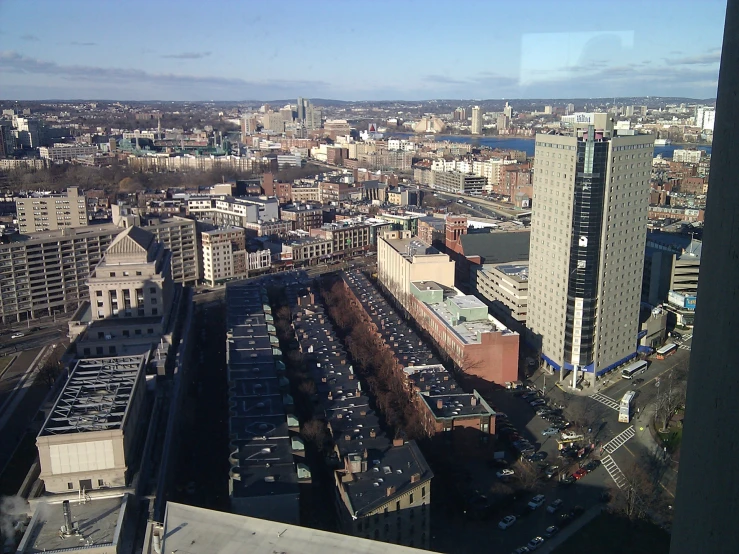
[0,0,727,101]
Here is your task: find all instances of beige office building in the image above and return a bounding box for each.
[377,230,455,307]
[527,122,654,387]
[36,355,147,494]
[473,262,529,326]
[16,186,88,233]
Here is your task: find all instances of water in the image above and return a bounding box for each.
[391,132,711,159]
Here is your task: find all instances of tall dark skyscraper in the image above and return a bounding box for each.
[527,117,654,388]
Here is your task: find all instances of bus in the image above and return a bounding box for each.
[655,343,678,360]
[619,391,636,423]
[621,360,649,380]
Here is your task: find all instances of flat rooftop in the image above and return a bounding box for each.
[3,223,119,245]
[384,236,442,260]
[484,262,530,282]
[425,295,514,344]
[153,502,425,554]
[17,495,128,554]
[419,391,495,419]
[39,356,146,436]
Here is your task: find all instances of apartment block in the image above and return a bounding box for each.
[292,290,432,549]
[280,204,324,231]
[0,225,119,323]
[16,186,88,233]
[202,228,245,287]
[187,195,279,226]
[431,171,487,194]
[144,216,200,286]
[527,123,654,386]
[39,144,98,161]
[310,221,371,256]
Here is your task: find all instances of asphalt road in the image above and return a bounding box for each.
[0,321,67,356]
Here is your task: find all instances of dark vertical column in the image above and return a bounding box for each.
[671,2,739,552]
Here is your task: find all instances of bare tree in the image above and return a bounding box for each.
[512,459,542,492]
[607,460,663,521]
[38,357,63,388]
[654,369,687,432]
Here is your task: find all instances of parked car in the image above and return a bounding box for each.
[530,399,547,407]
[526,452,548,462]
[512,547,531,554]
[497,469,515,479]
[558,512,574,527]
[541,427,560,436]
[521,391,537,400]
[527,537,545,551]
[584,459,601,472]
[498,515,517,530]
[573,468,588,480]
[546,499,563,513]
[560,474,576,485]
[544,525,559,538]
[528,495,546,509]
[544,465,560,479]
[561,431,582,440]
[11,332,24,339]
[536,408,552,417]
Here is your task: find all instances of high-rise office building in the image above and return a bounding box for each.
[527,120,654,388]
[471,106,483,135]
[296,97,307,121]
[503,102,513,119]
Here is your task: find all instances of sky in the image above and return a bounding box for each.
[0,0,728,101]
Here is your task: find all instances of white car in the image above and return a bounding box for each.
[527,537,545,551]
[561,431,583,440]
[527,494,546,509]
[11,333,25,339]
[498,515,516,530]
[496,469,515,479]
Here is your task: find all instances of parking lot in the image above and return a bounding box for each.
[430,384,611,554]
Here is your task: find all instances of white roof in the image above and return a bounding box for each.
[155,502,425,554]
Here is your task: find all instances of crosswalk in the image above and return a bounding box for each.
[590,392,620,411]
[603,425,636,454]
[601,454,628,489]
[679,344,691,351]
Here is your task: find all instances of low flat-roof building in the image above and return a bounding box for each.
[409,281,519,387]
[36,355,147,494]
[143,502,426,554]
[17,494,130,554]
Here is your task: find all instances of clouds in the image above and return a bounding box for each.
[20,34,39,41]
[0,50,330,100]
[665,49,721,66]
[161,51,212,60]
[70,41,98,47]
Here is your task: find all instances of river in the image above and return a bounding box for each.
[391,133,711,159]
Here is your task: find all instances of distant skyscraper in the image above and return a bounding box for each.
[503,102,513,119]
[297,97,307,121]
[527,119,654,388]
[471,106,483,135]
